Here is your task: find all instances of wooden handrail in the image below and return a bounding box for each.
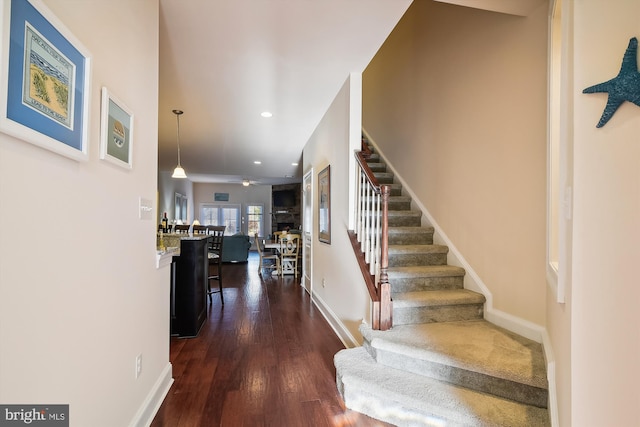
[350,147,392,330]
[355,151,380,191]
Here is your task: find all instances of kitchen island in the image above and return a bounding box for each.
[162,234,210,338]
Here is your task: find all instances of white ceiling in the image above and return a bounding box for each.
[156,0,545,185]
[157,0,413,185]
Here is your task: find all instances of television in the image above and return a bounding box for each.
[273,190,296,207]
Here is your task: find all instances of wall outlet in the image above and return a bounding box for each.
[322,278,326,288]
[135,354,142,379]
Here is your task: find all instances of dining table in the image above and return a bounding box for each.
[262,239,280,250]
[262,237,300,276]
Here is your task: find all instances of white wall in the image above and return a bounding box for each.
[570,0,640,425]
[0,1,169,426]
[303,76,371,346]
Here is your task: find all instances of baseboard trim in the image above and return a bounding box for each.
[540,329,560,427]
[311,292,360,349]
[129,362,174,427]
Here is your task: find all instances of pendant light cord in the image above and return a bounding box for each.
[173,109,183,166]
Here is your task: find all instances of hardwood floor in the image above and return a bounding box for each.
[151,252,391,427]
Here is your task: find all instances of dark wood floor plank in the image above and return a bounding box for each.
[151,253,391,426]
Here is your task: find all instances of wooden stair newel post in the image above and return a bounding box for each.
[379,184,392,330]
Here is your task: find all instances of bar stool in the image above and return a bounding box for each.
[206,226,226,305]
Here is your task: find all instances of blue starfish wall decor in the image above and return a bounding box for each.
[582,37,640,128]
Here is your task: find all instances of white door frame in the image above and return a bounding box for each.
[302,169,313,295]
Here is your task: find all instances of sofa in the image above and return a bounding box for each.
[222,234,251,263]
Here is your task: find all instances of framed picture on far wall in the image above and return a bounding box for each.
[318,165,331,244]
[100,87,133,169]
[0,0,91,161]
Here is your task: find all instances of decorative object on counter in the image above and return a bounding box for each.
[171,109,187,178]
[158,229,165,250]
[99,87,133,168]
[583,37,640,128]
[161,212,168,232]
[0,0,91,161]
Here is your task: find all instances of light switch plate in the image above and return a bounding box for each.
[139,197,153,220]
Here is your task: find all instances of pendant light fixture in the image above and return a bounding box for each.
[171,109,187,179]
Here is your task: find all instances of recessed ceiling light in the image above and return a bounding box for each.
[291,162,298,166]
[254,160,262,165]
[261,111,272,118]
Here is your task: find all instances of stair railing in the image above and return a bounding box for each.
[348,147,392,330]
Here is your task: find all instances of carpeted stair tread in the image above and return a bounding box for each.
[388,195,412,202]
[388,227,434,245]
[389,225,434,233]
[361,321,547,391]
[389,244,449,255]
[367,162,387,172]
[388,209,421,218]
[393,289,486,307]
[362,226,433,238]
[388,265,466,292]
[363,195,411,203]
[335,347,550,427]
[386,183,403,196]
[365,209,421,220]
[388,264,465,278]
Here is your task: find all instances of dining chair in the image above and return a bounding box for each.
[193,225,208,234]
[279,234,300,277]
[206,226,226,305]
[255,233,280,276]
[174,224,190,234]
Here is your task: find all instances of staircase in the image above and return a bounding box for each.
[335,143,550,426]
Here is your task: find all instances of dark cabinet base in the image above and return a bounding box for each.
[170,236,209,338]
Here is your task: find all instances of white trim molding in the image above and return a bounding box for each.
[129,363,173,427]
[311,292,360,349]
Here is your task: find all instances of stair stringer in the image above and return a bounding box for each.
[362,128,559,426]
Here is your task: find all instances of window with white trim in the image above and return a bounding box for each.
[200,204,241,235]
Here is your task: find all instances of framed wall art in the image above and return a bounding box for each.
[100,87,133,169]
[0,0,91,161]
[318,164,331,244]
[214,192,229,202]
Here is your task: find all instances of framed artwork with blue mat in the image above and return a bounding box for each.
[0,0,91,161]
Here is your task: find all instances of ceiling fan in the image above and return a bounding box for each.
[228,178,260,187]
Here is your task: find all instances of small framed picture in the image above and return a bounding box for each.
[100,87,133,169]
[318,164,331,244]
[0,0,91,161]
